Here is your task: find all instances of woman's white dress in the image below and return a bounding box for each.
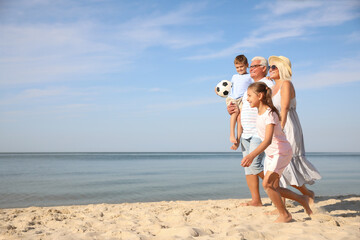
[272,87,321,187]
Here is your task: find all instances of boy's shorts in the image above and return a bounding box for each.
[226,97,242,107]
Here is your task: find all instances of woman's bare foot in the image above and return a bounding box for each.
[299,195,313,216]
[275,212,292,223]
[231,142,239,150]
[307,190,315,206]
[239,201,262,207]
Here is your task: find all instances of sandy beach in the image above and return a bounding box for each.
[1,195,359,240]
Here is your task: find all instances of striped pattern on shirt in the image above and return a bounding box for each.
[241,78,274,139]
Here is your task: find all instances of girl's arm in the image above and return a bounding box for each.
[241,124,274,167]
[280,81,293,129]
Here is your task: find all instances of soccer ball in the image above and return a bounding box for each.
[215,80,232,98]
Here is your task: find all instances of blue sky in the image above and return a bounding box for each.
[0,0,359,152]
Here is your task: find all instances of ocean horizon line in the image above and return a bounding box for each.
[1,151,360,156]
[1,151,359,153]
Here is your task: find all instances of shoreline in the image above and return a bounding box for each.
[1,195,359,240]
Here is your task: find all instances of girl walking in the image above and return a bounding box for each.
[241,82,312,223]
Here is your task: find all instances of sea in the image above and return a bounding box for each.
[0,152,359,209]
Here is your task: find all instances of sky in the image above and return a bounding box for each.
[0,0,359,152]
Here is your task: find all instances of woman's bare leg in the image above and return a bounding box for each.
[291,184,315,205]
[278,187,313,215]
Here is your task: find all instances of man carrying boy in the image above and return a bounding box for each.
[228,56,273,206]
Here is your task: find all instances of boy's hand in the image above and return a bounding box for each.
[241,155,254,167]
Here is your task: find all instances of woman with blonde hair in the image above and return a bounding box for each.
[268,56,321,204]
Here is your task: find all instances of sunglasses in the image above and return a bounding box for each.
[249,64,264,69]
[269,65,278,70]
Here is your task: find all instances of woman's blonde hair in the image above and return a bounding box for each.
[268,56,292,81]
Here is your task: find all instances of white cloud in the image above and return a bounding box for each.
[188,0,360,60]
[346,31,360,43]
[294,56,360,89]
[0,2,219,85]
[187,29,304,60]
[0,86,96,106]
[0,22,134,85]
[262,1,322,16]
[0,103,95,120]
[115,2,220,49]
[0,85,173,107]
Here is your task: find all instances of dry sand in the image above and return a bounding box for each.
[1,195,359,240]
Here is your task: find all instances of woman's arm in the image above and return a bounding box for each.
[280,81,293,129]
[241,124,274,167]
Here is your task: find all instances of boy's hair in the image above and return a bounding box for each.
[234,55,248,65]
[248,82,280,120]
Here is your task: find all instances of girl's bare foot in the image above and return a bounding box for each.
[230,142,239,150]
[299,195,313,216]
[239,200,262,207]
[275,212,292,223]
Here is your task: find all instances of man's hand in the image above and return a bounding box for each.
[227,102,239,115]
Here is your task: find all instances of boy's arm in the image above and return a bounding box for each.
[241,124,274,167]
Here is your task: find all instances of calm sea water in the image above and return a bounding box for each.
[0,152,359,208]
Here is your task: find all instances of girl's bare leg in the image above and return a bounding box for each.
[262,172,292,223]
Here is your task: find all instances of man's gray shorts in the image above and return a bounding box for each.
[241,136,264,175]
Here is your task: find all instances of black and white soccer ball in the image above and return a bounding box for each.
[215,80,232,98]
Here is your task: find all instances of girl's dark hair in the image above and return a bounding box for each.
[248,82,280,120]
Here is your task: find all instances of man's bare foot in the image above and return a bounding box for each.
[307,190,315,206]
[274,212,292,223]
[230,135,237,144]
[239,201,262,207]
[230,143,239,150]
[299,195,313,216]
[264,208,279,215]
